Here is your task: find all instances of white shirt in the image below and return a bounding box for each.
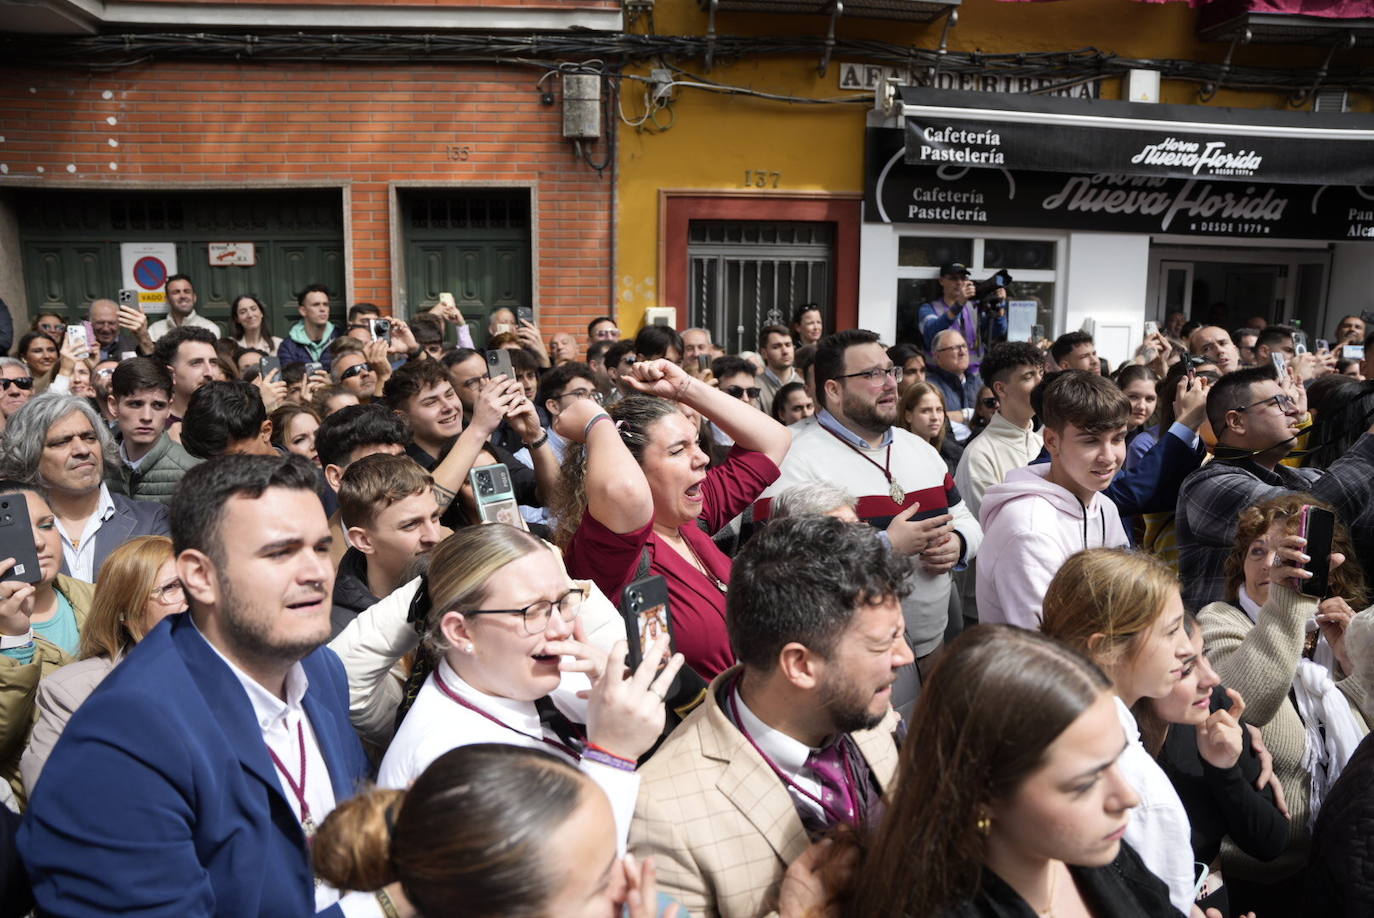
[378,657,640,850]
[149,310,221,341]
[1115,696,1196,915]
[193,622,381,918]
[731,687,827,822]
[55,483,117,583]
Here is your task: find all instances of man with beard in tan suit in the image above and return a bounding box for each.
[630,514,912,918]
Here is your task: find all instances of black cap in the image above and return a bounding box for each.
[939,262,971,278]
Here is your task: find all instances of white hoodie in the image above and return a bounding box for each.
[976,463,1128,629]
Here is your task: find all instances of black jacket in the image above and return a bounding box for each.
[1158,686,1289,866]
[1307,731,1374,916]
[330,546,379,639]
[941,841,1174,918]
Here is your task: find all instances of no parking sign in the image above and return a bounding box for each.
[120,243,177,315]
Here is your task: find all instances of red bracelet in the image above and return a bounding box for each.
[583,742,637,771]
[583,413,612,440]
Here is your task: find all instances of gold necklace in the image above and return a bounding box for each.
[1035,862,1059,917]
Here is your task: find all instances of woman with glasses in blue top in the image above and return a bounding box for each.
[378,524,683,849]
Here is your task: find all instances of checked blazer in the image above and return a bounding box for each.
[630,666,903,918]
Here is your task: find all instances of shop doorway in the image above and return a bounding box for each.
[1148,245,1331,338]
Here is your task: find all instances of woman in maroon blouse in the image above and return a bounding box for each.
[553,358,792,679]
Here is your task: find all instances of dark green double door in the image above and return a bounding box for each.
[16,189,346,333]
[400,189,530,348]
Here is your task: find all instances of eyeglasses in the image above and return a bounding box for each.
[935,344,970,354]
[458,375,484,390]
[0,377,35,391]
[339,363,371,381]
[557,388,604,404]
[618,356,638,369]
[150,579,185,606]
[723,385,761,400]
[461,588,586,635]
[1234,392,1297,414]
[979,397,1000,409]
[836,365,904,385]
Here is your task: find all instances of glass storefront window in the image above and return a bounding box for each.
[898,237,973,268]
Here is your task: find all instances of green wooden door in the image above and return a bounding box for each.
[16,190,346,336]
[401,190,531,348]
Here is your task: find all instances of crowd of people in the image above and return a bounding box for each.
[3,267,1374,918]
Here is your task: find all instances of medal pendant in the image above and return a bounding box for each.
[889,480,905,503]
[302,815,316,840]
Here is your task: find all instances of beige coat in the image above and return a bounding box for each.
[630,667,902,918]
[20,653,119,793]
[1200,584,1369,883]
[0,575,96,803]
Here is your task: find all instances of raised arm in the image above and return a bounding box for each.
[429,375,521,512]
[623,359,791,468]
[555,398,653,535]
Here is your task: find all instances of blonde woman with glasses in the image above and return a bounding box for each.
[378,524,683,848]
[20,535,185,791]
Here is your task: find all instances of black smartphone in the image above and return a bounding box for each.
[486,348,514,380]
[1030,324,1044,343]
[0,492,43,585]
[1299,505,1336,598]
[618,574,673,674]
[259,355,281,380]
[304,361,324,377]
[369,318,392,344]
[696,354,710,372]
[516,306,534,325]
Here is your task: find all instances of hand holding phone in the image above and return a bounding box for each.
[1298,505,1336,598]
[0,493,44,589]
[1144,320,1159,339]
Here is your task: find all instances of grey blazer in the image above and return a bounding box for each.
[59,490,170,580]
[20,654,119,793]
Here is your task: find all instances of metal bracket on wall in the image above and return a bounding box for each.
[1199,27,1248,102]
[926,7,958,86]
[704,0,718,71]
[817,0,843,77]
[1289,31,1355,108]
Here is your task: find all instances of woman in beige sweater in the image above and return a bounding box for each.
[1200,493,1370,915]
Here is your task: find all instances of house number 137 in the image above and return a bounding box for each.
[743,170,781,188]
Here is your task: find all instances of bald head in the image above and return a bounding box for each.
[89,298,120,347]
[1189,326,1239,375]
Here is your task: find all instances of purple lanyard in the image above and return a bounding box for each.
[433,666,579,763]
[725,674,861,828]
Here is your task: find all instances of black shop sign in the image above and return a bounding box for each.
[868,127,1374,241]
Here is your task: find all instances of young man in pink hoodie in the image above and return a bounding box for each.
[976,371,1131,628]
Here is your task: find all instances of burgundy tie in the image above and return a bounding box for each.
[806,741,857,827]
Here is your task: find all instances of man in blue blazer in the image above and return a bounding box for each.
[20,454,400,917]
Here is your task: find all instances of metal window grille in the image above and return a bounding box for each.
[687,220,834,353]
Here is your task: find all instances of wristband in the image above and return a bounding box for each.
[0,628,34,650]
[583,413,612,440]
[583,742,637,772]
[526,430,549,451]
[375,888,401,918]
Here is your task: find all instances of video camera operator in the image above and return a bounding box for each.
[914,263,1010,377]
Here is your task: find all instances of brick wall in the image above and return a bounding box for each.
[0,61,614,339]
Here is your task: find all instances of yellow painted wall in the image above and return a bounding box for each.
[615,0,1374,329]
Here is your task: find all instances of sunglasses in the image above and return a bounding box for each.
[723,385,761,400]
[0,377,34,391]
[339,363,370,381]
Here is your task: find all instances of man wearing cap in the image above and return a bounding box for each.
[917,263,998,377]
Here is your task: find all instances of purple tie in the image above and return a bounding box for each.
[806,742,857,827]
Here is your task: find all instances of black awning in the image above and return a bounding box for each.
[900,87,1374,185]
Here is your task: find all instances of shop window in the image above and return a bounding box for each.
[894,232,1061,344]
